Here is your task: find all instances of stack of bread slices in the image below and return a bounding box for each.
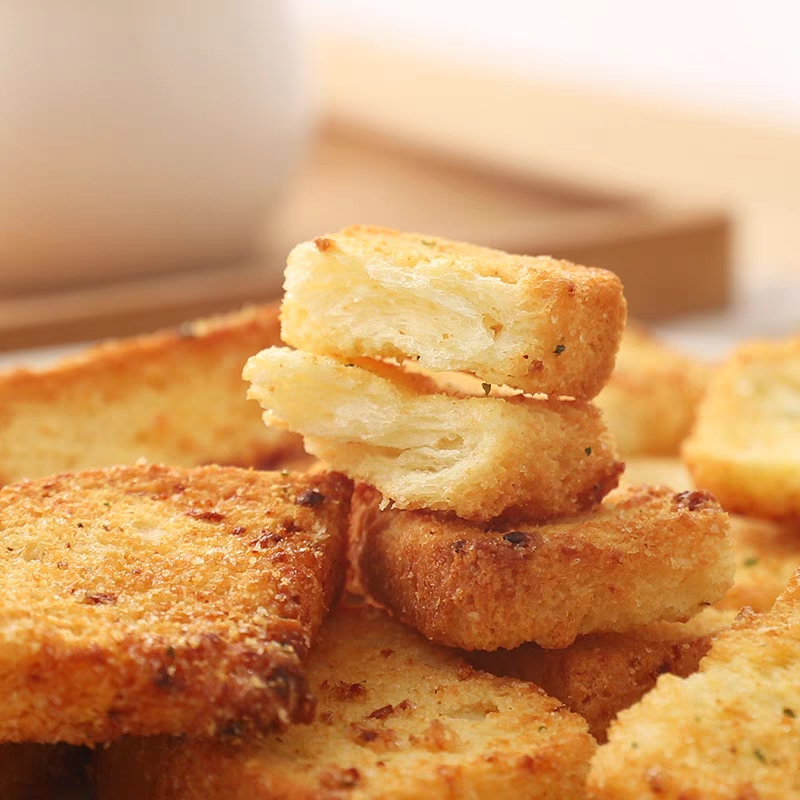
[245,225,733,653]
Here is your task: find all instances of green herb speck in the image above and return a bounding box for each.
[481,383,492,396]
[754,748,766,763]
[553,344,566,356]
[166,646,175,658]
[421,239,436,247]
[744,557,759,567]
[585,447,592,456]
[785,708,796,718]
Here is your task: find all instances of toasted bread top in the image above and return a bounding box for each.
[0,304,302,485]
[94,602,596,800]
[281,225,626,399]
[351,483,733,650]
[0,464,351,743]
[588,572,800,798]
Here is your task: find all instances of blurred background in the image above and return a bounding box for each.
[2,0,799,362]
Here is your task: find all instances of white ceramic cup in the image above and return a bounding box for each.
[0,0,307,293]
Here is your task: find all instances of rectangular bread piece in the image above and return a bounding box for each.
[94,602,597,800]
[588,571,800,799]
[0,465,350,744]
[0,304,306,485]
[683,336,800,522]
[350,483,733,650]
[244,347,622,523]
[281,226,626,400]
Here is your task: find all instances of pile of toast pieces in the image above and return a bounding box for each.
[1,225,799,799]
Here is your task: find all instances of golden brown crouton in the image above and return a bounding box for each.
[587,572,800,799]
[0,305,306,485]
[0,465,351,744]
[94,603,596,800]
[471,607,736,742]
[281,225,626,399]
[596,323,708,457]
[624,457,800,614]
[350,484,733,650]
[0,744,86,799]
[684,336,800,522]
[244,348,622,523]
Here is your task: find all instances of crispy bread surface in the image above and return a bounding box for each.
[0,465,351,744]
[471,607,735,742]
[684,336,800,521]
[587,572,800,799]
[596,323,708,457]
[0,305,306,485]
[244,347,622,523]
[624,457,800,614]
[281,226,626,399]
[94,603,596,800]
[350,484,733,650]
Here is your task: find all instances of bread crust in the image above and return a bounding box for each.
[596,323,708,457]
[471,607,735,742]
[94,603,596,800]
[350,483,733,650]
[245,347,622,523]
[684,336,800,522]
[281,225,626,400]
[0,465,351,744]
[0,304,306,485]
[587,572,800,799]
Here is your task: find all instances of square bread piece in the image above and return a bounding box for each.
[684,336,800,522]
[281,226,626,400]
[0,304,307,486]
[0,465,351,744]
[595,323,709,457]
[350,483,733,650]
[244,348,622,523]
[587,571,800,799]
[471,607,736,743]
[93,602,596,800]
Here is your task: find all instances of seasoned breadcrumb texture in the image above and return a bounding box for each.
[587,571,800,799]
[94,603,596,800]
[244,348,622,523]
[596,323,709,457]
[350,483,733,650]
[0,465,351,744]
[684,336,800,522]
[471,607,735,743]
[0,743,87,798]
[281,225,626,400]
[0,304,307,486]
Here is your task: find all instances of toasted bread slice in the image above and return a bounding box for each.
[244,348,622,523]
[350,484,733,650]
[281,226,626,399]
[596,323,708,457]
[625,457,800,614]
[0,305,307,486]
[684,336,800,522]
[471,607,736,743]
[0,465,351,744]
[587,572,800,799]
[0,744,86,799]
[94,602,596,800]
